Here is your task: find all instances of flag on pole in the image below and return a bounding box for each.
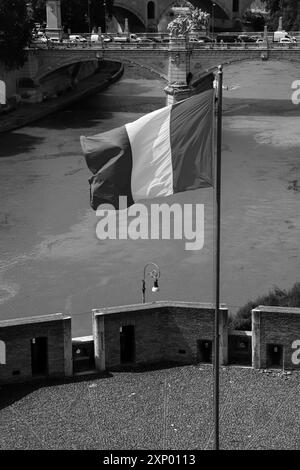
[80,88,214,210]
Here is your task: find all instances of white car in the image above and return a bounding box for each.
[279,37,296,44]
[33,35,48,43]
[101,35,112,42]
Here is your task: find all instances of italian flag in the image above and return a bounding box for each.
[80,89,214,210]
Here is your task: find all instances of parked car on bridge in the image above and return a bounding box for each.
[137,38,154,43]
[32,33,48,44]
[102,35,112,42]
[216,34,239,43]
[49,37,61,44]
[273,30,296,42]
[113,35,130,43]
[69,35,87,43]
[198,36,213,43]
[237,35,257,43]
[279,37,296,44]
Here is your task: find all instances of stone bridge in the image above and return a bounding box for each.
[25,44,300,85]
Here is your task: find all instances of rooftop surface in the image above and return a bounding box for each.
[254,306,300,315]
[0,313,70,328]
[0,365,299,450]
[93,301,228,316]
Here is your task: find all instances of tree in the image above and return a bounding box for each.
[30,0,113,34]
[190,8,210,32]
[30,0,47,25]
[167,14,191,37]
[167,7,209,37]
[0,0,33,70]
[265,0,300,30]
[243,10,266,30]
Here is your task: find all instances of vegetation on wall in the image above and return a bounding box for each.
[229,283,300,331]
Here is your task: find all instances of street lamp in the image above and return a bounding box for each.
[87,0,91,34]
[103,0,107,33]
[142,262,161,304]
[212,3,216,41]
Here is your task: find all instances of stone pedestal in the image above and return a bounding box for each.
[252,308,261,369]
[46,0,63,39]
[164,83,192,106]
[124,18,129,34]
[165,35,192,105]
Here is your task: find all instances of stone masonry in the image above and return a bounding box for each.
[252,306,300,370]
[0,313,72,384]
[93,301,228,371]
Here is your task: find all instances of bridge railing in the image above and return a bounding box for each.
[29,41,300,52]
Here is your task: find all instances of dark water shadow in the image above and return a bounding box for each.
[0,133,45,158]
[29,95,166,131]
[223,97,299,116]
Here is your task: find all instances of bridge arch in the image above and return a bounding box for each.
[157,0,232,23]
[35,57,99,82]
[0,80,6,105]
[222,56,300,68]
[113,1,147,31]
[110,57,168,81]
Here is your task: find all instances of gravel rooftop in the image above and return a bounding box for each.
[0,365,299,450]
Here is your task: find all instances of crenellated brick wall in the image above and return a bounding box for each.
[93,302,228,370]
[252,306,300,370]
[0,314,72,384]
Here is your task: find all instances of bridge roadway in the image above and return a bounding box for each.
[26,42,300,82]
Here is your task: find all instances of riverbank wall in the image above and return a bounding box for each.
[0,60,124,134]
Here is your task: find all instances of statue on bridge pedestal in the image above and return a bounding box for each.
[45,0,63,39]
[166,8,209,105]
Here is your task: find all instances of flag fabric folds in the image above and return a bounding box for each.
[80,89,214,210]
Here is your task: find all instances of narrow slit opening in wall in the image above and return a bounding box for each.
[31,337,48,376]
[120,325,135,364]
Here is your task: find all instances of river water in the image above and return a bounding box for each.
[0,61,299,335]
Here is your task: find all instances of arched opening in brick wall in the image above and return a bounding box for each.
[0,80,6,105]
[0,340,6,365]
[233,0,240,13]
[147,1,155,20]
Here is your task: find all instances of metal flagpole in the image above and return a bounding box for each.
[213,64,223,451]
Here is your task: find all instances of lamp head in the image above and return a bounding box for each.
[152,279,159,293]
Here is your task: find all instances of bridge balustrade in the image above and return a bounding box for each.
[29,41,300,53]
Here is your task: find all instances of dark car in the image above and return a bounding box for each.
[216,35,239,43]
[198,36,213,43]
[237,34,257,43]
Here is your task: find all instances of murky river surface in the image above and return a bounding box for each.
[0,61,299,335]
